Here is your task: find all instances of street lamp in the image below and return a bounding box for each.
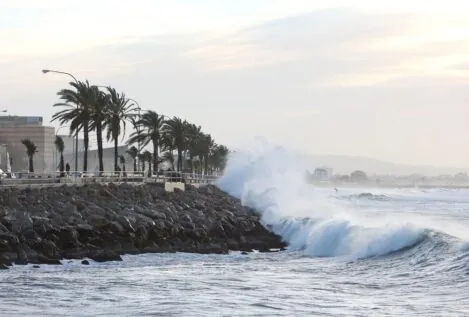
[42,69,79,173]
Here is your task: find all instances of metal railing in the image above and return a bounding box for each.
[0,170,221,187]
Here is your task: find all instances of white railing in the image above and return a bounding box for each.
[0,170,221,187]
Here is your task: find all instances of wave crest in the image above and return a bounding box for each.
[217,139,430,259]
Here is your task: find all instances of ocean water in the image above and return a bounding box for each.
[2,141,469,316]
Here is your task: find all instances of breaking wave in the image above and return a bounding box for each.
[217,139,466,260]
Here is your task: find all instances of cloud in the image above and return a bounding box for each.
[3,7,469,166]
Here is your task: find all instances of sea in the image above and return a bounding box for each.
[2,141,469,316]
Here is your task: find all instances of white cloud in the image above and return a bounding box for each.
[3,4,469,167]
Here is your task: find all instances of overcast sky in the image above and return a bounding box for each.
[2,0,469,167]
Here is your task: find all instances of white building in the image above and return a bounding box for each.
[312,166,333,181]
[0,116,55,173]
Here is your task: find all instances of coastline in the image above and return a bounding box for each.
[0,183,285,269]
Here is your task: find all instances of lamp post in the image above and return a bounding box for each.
[42,69,79,174]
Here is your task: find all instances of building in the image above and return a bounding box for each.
[57,134,85,155]
[0,144,10,173]
[63,145,132,173]
[0,116,55,173]
[312,166,333,181]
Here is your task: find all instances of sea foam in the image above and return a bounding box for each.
[217,138,425,259]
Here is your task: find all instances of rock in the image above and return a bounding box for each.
[89,250,123,262]
[0,264,8,270]
[0,183,286,265]
[15,247,28,265]
[81,260,89,265]
[0,254,12,266]
[86,215,108,228]
[32,265,40,269]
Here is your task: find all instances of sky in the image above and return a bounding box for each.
[2,0,469,168]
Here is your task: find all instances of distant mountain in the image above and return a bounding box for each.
[300,154,469,176]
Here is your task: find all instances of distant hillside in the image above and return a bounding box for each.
[300,154,469,176]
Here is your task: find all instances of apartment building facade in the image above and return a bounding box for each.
[0,116,55,173]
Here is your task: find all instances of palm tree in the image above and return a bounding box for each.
[195,133,214,174]
[143,150,153,177]
[21,139,38,173]
[52,80,99,173]
[209,144,229,173]
[89,89,108,173]
[127,110,164,174]
[104,87,138,172]
[137,153,146,174]
[126,146,138,173]
[161,151,175,170]
[119,155,127,177]
[162,116,187,172]
[55,135,65,177]
[185,123,202,173]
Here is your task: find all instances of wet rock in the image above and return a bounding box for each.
[81,260,89,265]
[89,250,123,262]
[0,184,286,265]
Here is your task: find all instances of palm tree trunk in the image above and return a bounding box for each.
[148,160,152,177]
[60,152,65,177]
[177,148,183,172]
[113,135,119,172]
[189,152,194,173]
[204,155,208,175]
[133,158,137,172]
[83,121,89,173]
[123,163,127,177]
[152,139,158,175]
[171,148,175,170]
[198,155,203,174]
[96,122,104,172]
[29,156,34,173]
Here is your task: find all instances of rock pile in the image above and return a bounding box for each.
[0,183,285,268]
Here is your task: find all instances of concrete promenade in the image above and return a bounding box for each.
[0,172,219,189]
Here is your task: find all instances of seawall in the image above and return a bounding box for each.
[0,183,286,268]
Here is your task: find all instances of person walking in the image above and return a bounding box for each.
[65,162,70,177]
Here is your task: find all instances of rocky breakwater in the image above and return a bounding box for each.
[0,183,286,268]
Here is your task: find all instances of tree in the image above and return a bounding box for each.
[127,110,164,174]
[351,170,368,182]
[209,144,229,173]
[161,151,175,170]
[119,155,127,177]
[137,153,146,174]
[185,123,202,173]
[21,139,38,173]
[52,80,99,172]
[55,135,65,177]
[143,150,153,177]
[162,116,187,172]
[104,87,138,172]
[89,89,108,173]
[196,133,214,174]
[126,146,138,173]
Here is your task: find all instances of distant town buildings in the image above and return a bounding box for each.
[312,166,333,181]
